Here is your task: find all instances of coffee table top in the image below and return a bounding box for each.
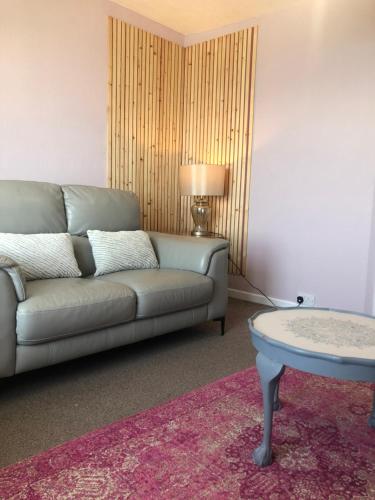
[250,308,375,365]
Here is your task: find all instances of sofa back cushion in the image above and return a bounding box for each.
[0,180,67,234]
[62,185,140,236]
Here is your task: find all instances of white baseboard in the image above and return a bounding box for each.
[228,288,295,308]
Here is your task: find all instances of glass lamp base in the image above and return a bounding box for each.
[191,229,210,237]
[191,199,211,237]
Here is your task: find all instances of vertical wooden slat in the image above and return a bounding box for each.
[224,33,235,273]
[145,31,153,231]
[176,45,184,234]
[167,41,172,232]
[237,29,250,273]
[241,27,258,273]
[127,25,134,193]
[115,19,122,190]
[119,20,125,190]
[131,25,137,201]
[180,44,190,234]
[142,30,148,228]
[107,19,257,275]
[110,18,117,190]
[215,36,225,238]
[124,24,130,191]
[137,29,144,226]
[107,18,113,187]
[232,30,243,273]
[153,35,161,232]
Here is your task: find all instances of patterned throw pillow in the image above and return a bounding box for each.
[0,233,82,280]
[87,230,159,276]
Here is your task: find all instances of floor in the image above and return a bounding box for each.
[0,299,266,468]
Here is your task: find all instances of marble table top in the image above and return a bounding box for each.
[252,308,375,361]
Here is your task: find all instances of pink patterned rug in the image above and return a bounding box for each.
[1,367,374,499]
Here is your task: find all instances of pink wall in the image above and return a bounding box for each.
[225,0,375,312]
[0,0,107,186]
[1,0,374,312]
[365,186,375,314]
[0,0,182,186]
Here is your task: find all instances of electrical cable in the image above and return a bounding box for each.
[228,254,278,308]
[207,232,300,309]
[227,253,301,309]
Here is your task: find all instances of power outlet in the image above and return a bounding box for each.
[297,293,316,307]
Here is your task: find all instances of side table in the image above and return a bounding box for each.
[249,307,375,467]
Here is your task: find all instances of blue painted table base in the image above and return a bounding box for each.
[370,392,375,428]
[249,307,375,468]
[252,353,285,467]
[253,352,375,466]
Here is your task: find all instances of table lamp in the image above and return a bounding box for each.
[179,163,226,237]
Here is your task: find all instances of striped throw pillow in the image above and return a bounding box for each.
[87,230,159,276]
[0,233,82,280]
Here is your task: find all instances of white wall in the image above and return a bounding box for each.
[0,0,182,187]
[223,0,375,313]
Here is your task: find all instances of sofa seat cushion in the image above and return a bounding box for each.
[16,278,136,345]
[98,269,213,319]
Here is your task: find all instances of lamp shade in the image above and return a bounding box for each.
[179,164,225,196]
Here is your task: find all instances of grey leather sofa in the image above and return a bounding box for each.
[0,180,229,378]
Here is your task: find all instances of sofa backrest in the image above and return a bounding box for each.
[62,185,140,236]
[0,180,141,276]
[0,180,67,234]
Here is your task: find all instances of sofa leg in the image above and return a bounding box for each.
[215,317,226,336]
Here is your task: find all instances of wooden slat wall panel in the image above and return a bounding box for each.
[107,18,257,275]
[107,18,184,234]
[181,28,257,274]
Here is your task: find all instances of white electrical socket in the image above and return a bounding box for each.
[297,293,316,307]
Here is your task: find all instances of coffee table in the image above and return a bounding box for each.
[249,307,375,467]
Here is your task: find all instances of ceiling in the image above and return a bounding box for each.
[112,0,303,35]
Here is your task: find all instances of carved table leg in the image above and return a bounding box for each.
[253,352,285,467]
[273,382,282,411]
[369,391,375,428]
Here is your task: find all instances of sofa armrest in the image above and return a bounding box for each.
[0,269,17,377]
[147,232,229,275]
[0,255,27,301]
